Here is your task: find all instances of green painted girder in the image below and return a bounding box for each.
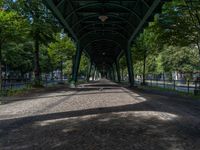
[128,0,162,45]
[80,30,128,41]
[64,2,142,22]
[77,23,130,37]
[43,0,78,41]
[80,34,127,50]
[72,14,136,31]
[80,28,129,39]
[82,39,122,51]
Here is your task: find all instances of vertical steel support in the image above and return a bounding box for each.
[115,60,121,83]
[72,42,82,84]
[87,60,92,82]
[111,66,115,81]
[92,65,96,81]
[109,69,112,80]
[125,44,134,87]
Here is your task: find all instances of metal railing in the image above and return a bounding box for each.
[135,78,197,94]
[0,78,66,95]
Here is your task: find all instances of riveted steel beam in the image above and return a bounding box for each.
[65,3,142,22]
[80,30,128,41]
[128,0,161,45]
[82,39,122,51]
[78,23,130,35]
[44,0,78,41]
[72,14,136,31]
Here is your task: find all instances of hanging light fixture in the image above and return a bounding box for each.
[98,15,108,22]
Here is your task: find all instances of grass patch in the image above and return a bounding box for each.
[139,85,200,100]
[0,87,32,97]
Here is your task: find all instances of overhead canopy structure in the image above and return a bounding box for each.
[43,0,168,86]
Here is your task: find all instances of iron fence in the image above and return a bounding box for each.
[135,78,197,94]
[0,78,65,93]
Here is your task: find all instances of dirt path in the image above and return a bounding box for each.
[0,79,200,150]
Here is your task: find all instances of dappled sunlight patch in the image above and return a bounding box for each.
[2,110,194,150]
[110,111,178,121]
[121,87,148,102]
[34,117,77,126]
[98,118,111,122]
[62,128,76,133]
[34,114,99,127]
[135,96,147,101]
[34,110,178,127]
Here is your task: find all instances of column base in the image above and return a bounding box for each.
[69,81,76,88]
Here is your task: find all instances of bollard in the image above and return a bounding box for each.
[174,80,176,91]
[187,80,190,94]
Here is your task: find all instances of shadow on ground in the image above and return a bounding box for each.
[1,103,200,149]
[1,80,200,149]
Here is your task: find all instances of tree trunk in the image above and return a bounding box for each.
[121,69,124,81]
[34,36,40,85]
[142,54,146,85]
[196,41,200,77]
[0,43,2,90]
[60,60,63,82]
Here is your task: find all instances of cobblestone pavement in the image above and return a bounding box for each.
[0,79,200,150]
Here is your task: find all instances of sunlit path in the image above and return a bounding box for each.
[0,79,200,150]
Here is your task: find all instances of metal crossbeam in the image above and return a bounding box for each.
[128,0,161,45]
[44,0,78,41]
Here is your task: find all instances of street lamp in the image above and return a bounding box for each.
[98,15,108,22]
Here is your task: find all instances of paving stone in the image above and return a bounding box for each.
[0,79,200,150]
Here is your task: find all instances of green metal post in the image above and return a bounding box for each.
[112,66,115,82]
[125,44,134,87]
[87,61,92,82]
[115,60,121,83]
[92,65,96,81]
[72,42,82,85]
[109,69,112,80]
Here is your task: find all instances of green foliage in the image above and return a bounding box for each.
[132,0,200,78]
[48,33,76,79]
[0,10,28,45]
[79,53,89,77]
[3,42,34,73]
[48,33,76,68]
[161,45,199,73]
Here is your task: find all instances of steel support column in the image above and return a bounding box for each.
[87,60,92,82]
[115,60,121,83]
[112,66,116,82]
[92,65,96,81]
[125,44,134,87]
[72,42,82,84]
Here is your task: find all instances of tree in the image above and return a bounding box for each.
[119,55,128,81]
[48,33,76,81]
[132,24,159,84]
[11,0,59,85]
[3,42,34,77]
[0,8,27,89]
[79,53,89,78]
[161,45,199,80]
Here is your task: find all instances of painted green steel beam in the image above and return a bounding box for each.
[72,14,136,31]
[80,30,128,41]
[87,60,92,82]
[43,0,78,41]
[82,39,122,51]
[65,3,142,22]
[72,42,82,83]
[115,59,121,83]
[78,24,130,37]
[74,0,149,7]
[125,44,134,87]
[128,0,161,45]
[56,0,65,8]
